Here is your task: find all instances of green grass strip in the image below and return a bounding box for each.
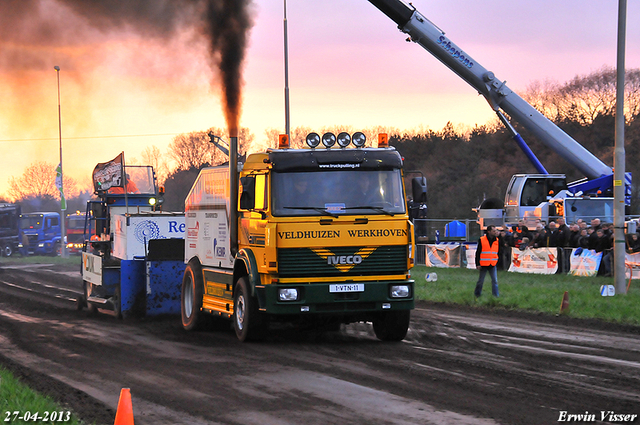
[0,367,84,425]
[413,265,640,326]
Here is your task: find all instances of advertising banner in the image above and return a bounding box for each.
[424,243,461,268]
[113,214,185,260]
[509,247,558,275]
[569,248,602,277]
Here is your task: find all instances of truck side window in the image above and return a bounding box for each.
[50,217,59,227]
[254,174,267,210]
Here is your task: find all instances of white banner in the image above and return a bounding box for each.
[509,247,558,275]
[424,243,461,268]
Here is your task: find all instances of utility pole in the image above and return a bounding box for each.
[54,66,67,258]
[613,0,627,294]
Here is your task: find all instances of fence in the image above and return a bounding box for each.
[416,243,640,278]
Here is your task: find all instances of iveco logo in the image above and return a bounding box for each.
[328,255,363,265]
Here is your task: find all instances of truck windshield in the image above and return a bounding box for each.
[123,166,156,195]
[20,215,43,229]
[272,169,406,216]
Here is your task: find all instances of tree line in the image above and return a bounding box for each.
[3,67,639,218]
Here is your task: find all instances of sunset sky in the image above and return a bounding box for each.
[1,0,639,198]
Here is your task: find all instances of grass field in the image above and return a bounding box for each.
[413,265,640,326]
[0,367,84,425]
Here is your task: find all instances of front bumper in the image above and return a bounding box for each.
[256,279,414,315]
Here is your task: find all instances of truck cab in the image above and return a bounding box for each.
[182,132,419,342]
[18,212,62,256]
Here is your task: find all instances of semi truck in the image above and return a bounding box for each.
[0,203,21,257]
[181,132,419,342]
[366,0,630,227]
[18,212,62,256]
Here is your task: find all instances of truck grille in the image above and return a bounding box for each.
[277,245,407,277]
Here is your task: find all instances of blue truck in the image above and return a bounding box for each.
[18,212,62,256]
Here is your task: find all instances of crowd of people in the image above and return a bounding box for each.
[495,217,640,276]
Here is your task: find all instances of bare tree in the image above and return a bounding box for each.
[7,161,78,202]
[524,67,640,125]
[168,127,254,171]
[141,145,170,185]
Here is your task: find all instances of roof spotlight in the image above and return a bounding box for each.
[352,132,366,147]
[306,132,321,148]
[322,132,336,148]
[337,132,351,147]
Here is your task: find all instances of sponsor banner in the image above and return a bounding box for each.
[276,221,409,248]
[82,251,103,285]
[625,252,640,279]
[424,243,461,268]
[509,247,558,275]
[569,248,602,277]
[113,214,185,260]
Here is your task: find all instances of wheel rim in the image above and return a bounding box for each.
[236,294,246,331]
[184,276,193,318]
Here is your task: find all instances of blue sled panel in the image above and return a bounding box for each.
[120,259,146,318]
[146,261,185,316]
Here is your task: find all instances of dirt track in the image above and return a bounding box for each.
[0,262,639,425]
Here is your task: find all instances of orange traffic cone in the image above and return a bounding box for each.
[114,388,134,425]
[559,291,570,314]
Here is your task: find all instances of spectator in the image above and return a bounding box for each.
[577,229,590,249]
[567,223,581,248]
[627,233,640,253]
[532,224,548,248]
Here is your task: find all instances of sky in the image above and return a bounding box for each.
[1,0,639,198]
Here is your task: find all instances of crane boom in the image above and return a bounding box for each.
[367,0,612,180]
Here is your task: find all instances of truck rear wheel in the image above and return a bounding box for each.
[181,261,204,331]
[3,244,13,257]
[373,310,410,341]
[233,276,266,342]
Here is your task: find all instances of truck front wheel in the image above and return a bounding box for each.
[181,261,205,331]
[373,310,410,341]
[233,276,266,342]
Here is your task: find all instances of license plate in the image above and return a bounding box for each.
[329,283,364,293]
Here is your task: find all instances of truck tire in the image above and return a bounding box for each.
[181,260,205,331]
[373,310,410,342]
[3,244,12,257]
[112,285,123,320]
[233,276,266,342]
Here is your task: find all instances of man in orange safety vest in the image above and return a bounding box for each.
[474,225,500,298]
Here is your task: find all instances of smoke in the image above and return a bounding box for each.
[205,0,253,137]
[0,0,255,134]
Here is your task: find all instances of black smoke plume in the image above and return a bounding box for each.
[0,0,254,134]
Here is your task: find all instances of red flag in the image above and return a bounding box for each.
[92,153,124,192]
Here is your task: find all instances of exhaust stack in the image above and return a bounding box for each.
[229,135,238,256]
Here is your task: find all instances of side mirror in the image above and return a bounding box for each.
[240,176,255,210]
[412,177,427,204]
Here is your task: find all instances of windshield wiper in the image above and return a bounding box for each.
[343,206,395,216]
[283,206,339,218]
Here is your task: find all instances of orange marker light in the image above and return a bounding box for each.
[378,133,388,148]
[279,134,290,149]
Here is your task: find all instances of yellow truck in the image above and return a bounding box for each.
[181,132,421,341]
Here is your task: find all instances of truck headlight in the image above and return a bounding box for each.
[390,285,410,298]
[278,288,299,301]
